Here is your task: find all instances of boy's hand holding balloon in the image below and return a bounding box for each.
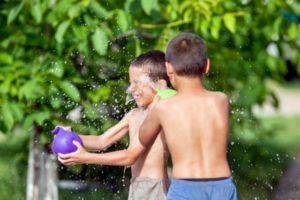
[57,141,89,166]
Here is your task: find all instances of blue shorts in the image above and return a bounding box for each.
[167,177,238,200]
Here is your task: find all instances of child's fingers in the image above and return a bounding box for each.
[58,156,67,164]
[58,153,71,159]
[56,125,72,131]
[73,141,82,148]
[58,156,74,165]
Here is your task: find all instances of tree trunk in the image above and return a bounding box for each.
[26,125,58,200]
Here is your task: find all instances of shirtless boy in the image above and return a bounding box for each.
[138,33,238,199]
[58,50,170,200]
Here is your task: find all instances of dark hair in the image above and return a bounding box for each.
[130,50,171,87]
[166,33,207,77]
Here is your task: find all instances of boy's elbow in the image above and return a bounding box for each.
[124,151,139,166]
[97,136,107,150]
[125,156,137,166]
[124,146,144,166]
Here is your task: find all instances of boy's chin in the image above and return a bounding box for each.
[136,101,149,108]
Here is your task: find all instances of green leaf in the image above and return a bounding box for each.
[84,103,98,120]
[23,111,51,129]
[7,1,24,25]
[273,17,282,34]
[60,81,80,102]
[68,4,82,19]
[50,96,62,109]
[200,19,209,34]
[89,1,108,19]
[35,111,51,125]
[0,79,10,95]
[55,20,71,43]
[211,16,221,39]
[287,23,298,40]
[1,104,14,130]
[223,13,236,33]
[179,1,192,14]
[31,0,42,23]
[168,0,178,9]
[0,53,13,64]
[50,61,64,78]
[117,10,128,32]
[80,0,91,7]
[19,79,45,100]
[87,87,111,102]
[125,0,142,14]
[9,103,24,122]
[72,25,88,40]
[141,0,160,16]
[49,86,62,108]
[135,37,141,56]
[91,28,108,56]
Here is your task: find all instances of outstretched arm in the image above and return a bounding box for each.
[58,141,146,166]
[80,114,129,151]
[56,112,130,151]
[58,106,162,166]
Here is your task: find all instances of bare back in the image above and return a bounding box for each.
[157,90,231,179]
[128,108,169,179]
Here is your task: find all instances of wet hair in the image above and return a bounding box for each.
[166,32,207,77]
[130,50,171,87]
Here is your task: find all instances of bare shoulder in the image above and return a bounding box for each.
[125,108,142,119]
[209,91,229,108]
[214,91,228,101]
[154,97,174,112]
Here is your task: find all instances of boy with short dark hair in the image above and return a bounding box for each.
[58,50,171,200]
[139,33,238,200]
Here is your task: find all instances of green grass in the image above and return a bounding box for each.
[260,115,300,152]
[59,188,128,200]
[231,115,300,200]
[0,151,26,199]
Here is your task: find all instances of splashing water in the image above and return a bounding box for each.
[139,74,156,90]
[125,74,156,105]
[125,91,135,105]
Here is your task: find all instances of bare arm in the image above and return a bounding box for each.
[58,107,161,166]
[139,104,162,148]
[58,141,146,166]
[80,114,129,151]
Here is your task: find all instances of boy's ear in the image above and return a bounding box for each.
[165,62,175,77]
[155,79,167,89]
[203,58,210,74]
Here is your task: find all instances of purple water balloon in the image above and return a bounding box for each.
[51,127,83,154]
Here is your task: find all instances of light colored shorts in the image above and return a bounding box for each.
[128,176,169,200]
[167,177,238,200]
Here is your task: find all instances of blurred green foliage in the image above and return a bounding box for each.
[0,0,300,199]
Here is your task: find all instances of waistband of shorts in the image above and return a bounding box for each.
[171,176,233,185]
[130,176,169,183]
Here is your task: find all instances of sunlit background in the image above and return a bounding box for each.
[0,0,299,199]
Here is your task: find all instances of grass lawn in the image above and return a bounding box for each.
[0,151,26,199]
[232,115,300,200]
[59,188,128,200]
[260,115,300,153]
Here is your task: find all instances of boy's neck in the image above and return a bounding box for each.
[175,76,206,94]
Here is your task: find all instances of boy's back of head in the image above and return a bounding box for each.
[166,33,207,77]
[131,50,171,87]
